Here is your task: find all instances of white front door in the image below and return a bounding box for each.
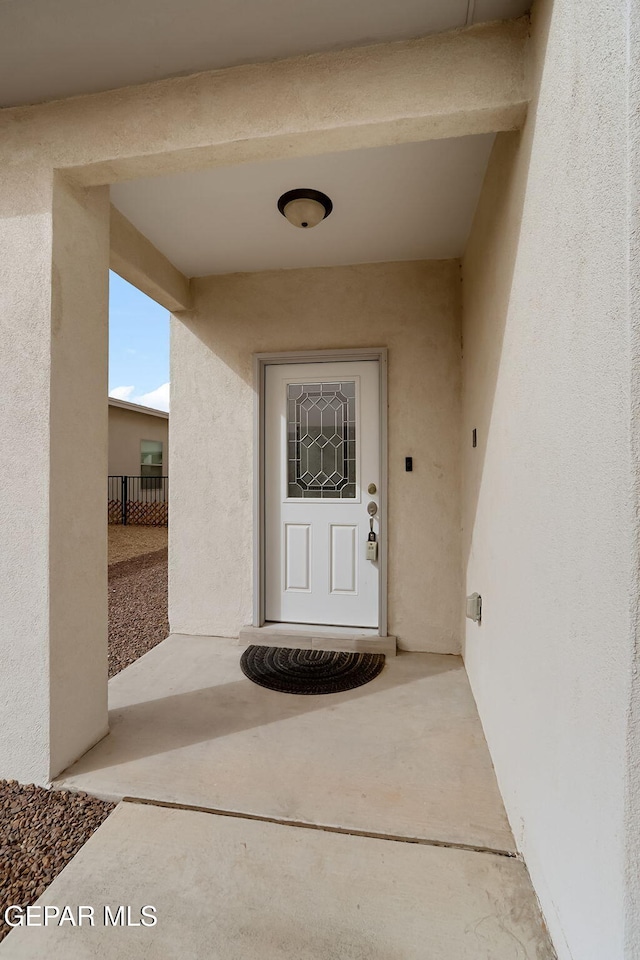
[265,360,380,628]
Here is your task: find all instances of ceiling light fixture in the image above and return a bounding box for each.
[277,188,333,229]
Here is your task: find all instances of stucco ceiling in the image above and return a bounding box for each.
[110,134,495,277]
[0,0,530,108]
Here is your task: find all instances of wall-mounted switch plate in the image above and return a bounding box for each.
[466,593,482,623]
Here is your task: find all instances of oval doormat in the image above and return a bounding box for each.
[240,645,385,695]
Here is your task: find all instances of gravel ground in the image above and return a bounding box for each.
[0,782,114,942]
[108,547,169,677]
[108,524,168,565]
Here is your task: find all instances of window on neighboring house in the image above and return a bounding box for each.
[141,439,163,488]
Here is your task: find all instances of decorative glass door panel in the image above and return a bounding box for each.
[287,381,356,499]
[265,360,379,628]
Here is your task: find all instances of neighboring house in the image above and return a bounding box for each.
[107,397,169,525]
[108,396,169,480]
[0,1,638,958]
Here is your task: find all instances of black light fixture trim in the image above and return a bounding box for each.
[277,188,333,227]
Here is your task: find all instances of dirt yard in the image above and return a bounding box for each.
[108,547,169,677]
[108,524,167,564]
[108,526,169,675]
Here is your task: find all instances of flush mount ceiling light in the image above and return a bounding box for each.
[277,188,333,229]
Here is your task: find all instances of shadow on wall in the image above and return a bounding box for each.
[460,0,552,590]
[461,129,528,570]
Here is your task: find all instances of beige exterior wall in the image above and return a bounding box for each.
[0,20,527,187]
[0,173,110,784]
[461,1,636,957]
[627,2,640,953]
[108,404,169,478]
[170,260,461,652]
[110,207,191,312]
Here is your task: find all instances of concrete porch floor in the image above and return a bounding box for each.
[1,636,556,958]
[2,802,555,959]
[55,634,515,852]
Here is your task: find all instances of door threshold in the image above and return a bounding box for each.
[239,623,397,656]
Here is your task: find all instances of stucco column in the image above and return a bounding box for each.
[0,170,110,784]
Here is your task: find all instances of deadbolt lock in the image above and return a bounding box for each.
[367,501,378,516]
[367,483,377,495]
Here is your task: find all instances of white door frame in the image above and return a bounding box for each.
[253,348,388,636]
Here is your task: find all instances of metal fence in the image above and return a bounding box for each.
[108,475,169,526]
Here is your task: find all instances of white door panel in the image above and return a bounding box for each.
[330,525,357,595]
[265,360,380,627]
[284,524,311,592]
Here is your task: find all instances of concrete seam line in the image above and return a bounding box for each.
[120,796,519,859]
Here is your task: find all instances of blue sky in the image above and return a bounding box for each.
[108,271,170,411]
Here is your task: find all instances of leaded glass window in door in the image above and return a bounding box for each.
[287,381,356,498]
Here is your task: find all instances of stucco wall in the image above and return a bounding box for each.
[626,0,640,951]
[170,260,461,652]
[0,20,527,188]
[0,172,110,784]
[0,172,53,784]
[461,1,634,957]
[108,405,169,477]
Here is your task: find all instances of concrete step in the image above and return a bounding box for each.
[239,622,397,655]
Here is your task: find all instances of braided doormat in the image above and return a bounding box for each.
[240,645,385,695]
